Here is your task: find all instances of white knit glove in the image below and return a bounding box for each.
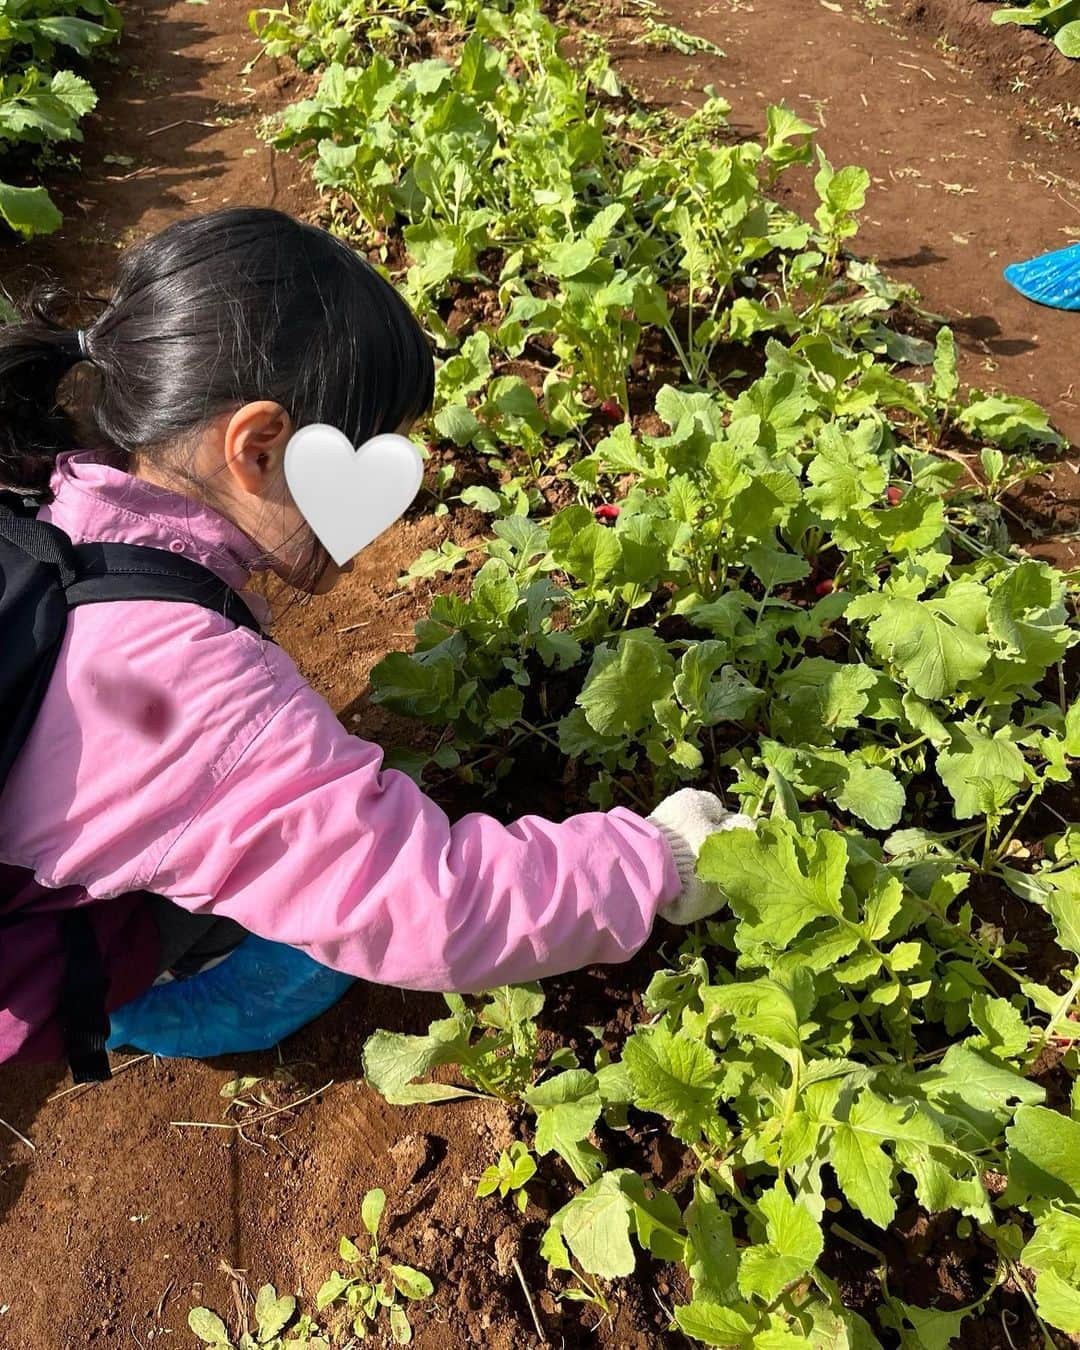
[648,788,754,925]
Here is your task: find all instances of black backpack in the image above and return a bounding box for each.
[0,491,262,1082]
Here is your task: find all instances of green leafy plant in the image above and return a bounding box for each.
[260,0,917,412]
[0,0,121,235]
[635,17,724,57]
[376,334,1075,834]
[248,0,428,68]
[188,1284,317,1349]
[316,1188,434,1344]
[259,0,1080,1339]
[0,0,119,64]
[362,984,544,1101]
[187,1193,434,1348]
[992,0,1080,58]
[476,1139,537,1211]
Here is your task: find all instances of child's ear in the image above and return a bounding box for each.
[223,401,295,496]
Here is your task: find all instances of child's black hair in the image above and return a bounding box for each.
[0,207,434,496]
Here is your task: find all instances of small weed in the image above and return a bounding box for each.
[634,20,724,57]
[187,1190,434,1347]
[477,1140,537,1212]
[316,1189,434,1344]
[188,1285,307,1349]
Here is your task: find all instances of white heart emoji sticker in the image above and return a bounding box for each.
[283,424,425,567]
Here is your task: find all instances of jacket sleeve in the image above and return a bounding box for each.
[146,678,681,992]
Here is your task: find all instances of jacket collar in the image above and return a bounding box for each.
[45,452,274,623]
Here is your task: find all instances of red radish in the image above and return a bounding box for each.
[815,579,835,596]
[886,486,904,506]
[600,399,623,421]
[371,230,386,246]
[595,504,621,521]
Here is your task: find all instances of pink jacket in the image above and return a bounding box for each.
[0,454,678,1062]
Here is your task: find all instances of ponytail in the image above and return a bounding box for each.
[0,287,88,495]
[0,209,435,503]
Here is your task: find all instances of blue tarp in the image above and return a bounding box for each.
[1005,243,1080,311]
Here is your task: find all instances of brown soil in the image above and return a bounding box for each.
[1,0,1079,1347]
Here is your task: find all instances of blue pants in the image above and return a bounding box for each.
[107,935,354,1059]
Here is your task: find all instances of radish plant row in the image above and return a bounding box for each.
[991,0,1080,59]
[256,0,1080,1343]
[0,0,121,236]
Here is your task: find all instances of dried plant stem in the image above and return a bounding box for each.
[170,1080,333,1132]
[512,1257,548,1345]
[0,1115,34,1151]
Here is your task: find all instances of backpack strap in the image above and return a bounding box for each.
[0,905,112,1083]
[58,910,113,1084]
[0,498,263,634]
[0,495,79,586]
[67,541,263,635]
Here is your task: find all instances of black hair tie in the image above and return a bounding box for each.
[56,329,90,361]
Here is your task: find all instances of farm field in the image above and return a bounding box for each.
[1,0,1079,1348]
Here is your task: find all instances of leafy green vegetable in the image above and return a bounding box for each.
[476,1140,537,1210]
[1007,1105,1080,1203]
[0,1,120,235]
[187,1307,231,1346]
[362,986,543,1101]
[992,0,1080,59]
[623,1024,721,1143]
[260,0,1080,1339]
[254,1285,296,1342]
[737,1182,823,1302]
[547,1171,637,1279]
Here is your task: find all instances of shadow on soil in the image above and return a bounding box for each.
[950,312,1038,359]
[880,244,949,272]
[0,1065,63,1225]
[0,971,442,1231]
